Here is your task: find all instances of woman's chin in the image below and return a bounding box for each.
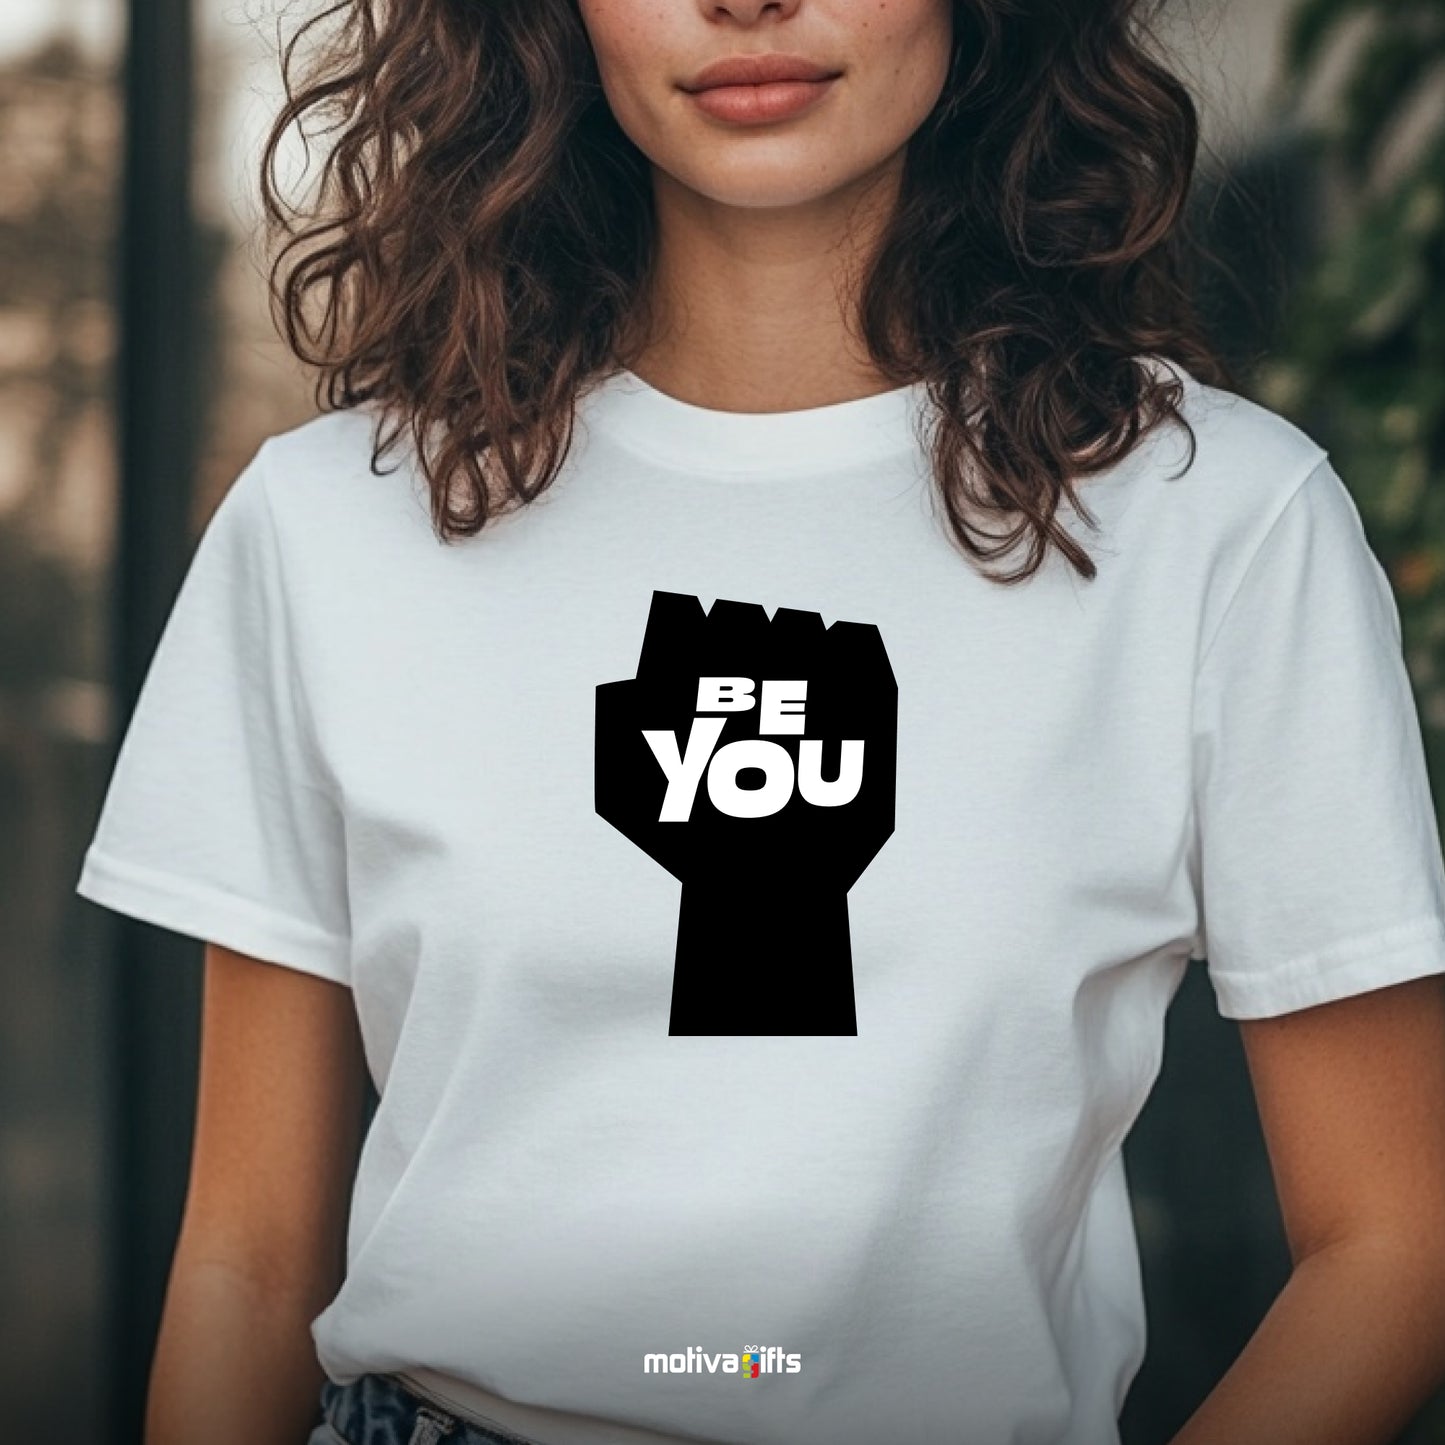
[658,143,898,214]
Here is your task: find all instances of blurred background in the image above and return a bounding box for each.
[1,0,1443,1442]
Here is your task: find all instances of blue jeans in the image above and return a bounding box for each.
[308,1372,537,1445]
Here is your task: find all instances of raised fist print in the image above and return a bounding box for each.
[595,591,898,1036]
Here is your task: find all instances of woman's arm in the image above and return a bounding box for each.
[144,943,368,1445]
[1167,973,1445,1445]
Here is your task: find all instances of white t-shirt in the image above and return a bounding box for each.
[75,362,1445,1445]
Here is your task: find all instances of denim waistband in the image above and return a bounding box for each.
[321,1371,541,1445]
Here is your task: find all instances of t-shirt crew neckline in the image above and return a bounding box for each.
[577,365,932,478]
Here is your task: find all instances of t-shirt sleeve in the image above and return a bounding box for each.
[1191,454,1445,1020]
[75,442,351,985]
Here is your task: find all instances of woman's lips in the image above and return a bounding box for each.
[680,55,842,125]
[685,76,839,124]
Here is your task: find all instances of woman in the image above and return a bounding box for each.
[75,0,1445,1442]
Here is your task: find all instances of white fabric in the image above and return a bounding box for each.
[76,361,1445,1445]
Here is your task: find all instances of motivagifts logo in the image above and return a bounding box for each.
[642,1345,803,1377]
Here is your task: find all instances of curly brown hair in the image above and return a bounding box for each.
[261,0,1227,584]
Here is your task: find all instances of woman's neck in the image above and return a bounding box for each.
[623,152,908,414]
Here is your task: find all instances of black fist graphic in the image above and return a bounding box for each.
[595,590,898,1036]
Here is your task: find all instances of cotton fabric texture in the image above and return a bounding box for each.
[76,362,1445,1445]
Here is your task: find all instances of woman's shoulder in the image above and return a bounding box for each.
[231,403,429,545]
[250,403,393,492]
[1137,356,1328,484]
[1125,356,1334,550]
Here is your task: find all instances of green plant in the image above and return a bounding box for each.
[1254,0,1445,788]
